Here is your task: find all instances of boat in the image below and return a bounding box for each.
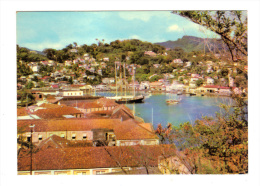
[165,98,181,105]
[106,62,144,104]
[111,95,144,104]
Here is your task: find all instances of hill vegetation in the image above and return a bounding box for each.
[155,35,225,53]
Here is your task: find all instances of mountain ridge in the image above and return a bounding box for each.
[154,35,224,53]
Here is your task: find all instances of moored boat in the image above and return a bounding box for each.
[165,98,181,105]
[114,95,144,104]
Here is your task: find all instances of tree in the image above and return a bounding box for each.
[25,81,34,89]
[43,48,57,60]
[17,89,35,107]
[155,93,248,174]
[172,11,247,62]
[68,77,73,84]
[195,79,204,87]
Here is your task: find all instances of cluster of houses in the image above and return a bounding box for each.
[18,51,247,98]
[17,95,195,175]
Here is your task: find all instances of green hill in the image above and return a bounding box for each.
[155,35,224,53]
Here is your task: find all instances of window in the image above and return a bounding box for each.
[83,134,87,140]
[96,171,105,175]
[72,134,76,140]
[38,135,42,141]
[27,137,31,142]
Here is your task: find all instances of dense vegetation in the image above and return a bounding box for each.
[154,10,248,174]
[155,35,224,53]
[156,94,248,174]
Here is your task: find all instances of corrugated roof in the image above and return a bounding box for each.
[18,145,177,171]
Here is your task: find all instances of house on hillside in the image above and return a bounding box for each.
[206,77,214,85]
[139,81,150,90]
[173,59,183,64]
[150,81,163,91]
[144,51,157,57]
[103,57,109,62]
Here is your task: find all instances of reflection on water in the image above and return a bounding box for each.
[95,92,232,128]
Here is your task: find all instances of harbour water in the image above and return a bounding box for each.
[95,92,232,128]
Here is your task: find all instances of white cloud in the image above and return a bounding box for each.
[118,11,170,22]
[22,41,67,51]
[130,35,141,39]
[167,24,182,32]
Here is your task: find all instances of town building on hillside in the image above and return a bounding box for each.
[173,59,183,64]
[185,61,192,67]
[206,77,214,85]
[196,85,231,95]
[229,76,234,87]
[69,49,78,53]
[30,64,40,73]
[153,64,160,68]
[102,78,115,84]
[103,57,109,62]
[144,51,157,57]
[139,81,150,90]
[150,81,163,91]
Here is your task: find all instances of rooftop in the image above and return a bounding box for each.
[17,118,158,141]
[18,144,177,171]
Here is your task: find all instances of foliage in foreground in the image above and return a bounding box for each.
[156,94,248,174]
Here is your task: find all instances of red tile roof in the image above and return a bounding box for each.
[17,108,29,116]
[32,105,83,119]
[73,98,118,109]
[37,135,69,149]
[17,118,158,140]
[18,144,177,171]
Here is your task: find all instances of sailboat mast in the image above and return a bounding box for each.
[120,63,122,95]
[133,66,135,97]
[115,62,117,97]
[124,63,126,97]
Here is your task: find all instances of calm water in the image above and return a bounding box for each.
[95,92,232,128]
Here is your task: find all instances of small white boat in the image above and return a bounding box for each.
[165,98,181,105]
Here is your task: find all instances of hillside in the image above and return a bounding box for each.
[155,35,225,53]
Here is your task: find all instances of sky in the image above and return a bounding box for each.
[17,11,220,51]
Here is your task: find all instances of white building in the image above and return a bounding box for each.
[206,77,214,85]
[139,82,150,90]
[229,76,234,87]
[59,90,84,97]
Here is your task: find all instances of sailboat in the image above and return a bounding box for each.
[165,94,181,105]
[106,62,144,104]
